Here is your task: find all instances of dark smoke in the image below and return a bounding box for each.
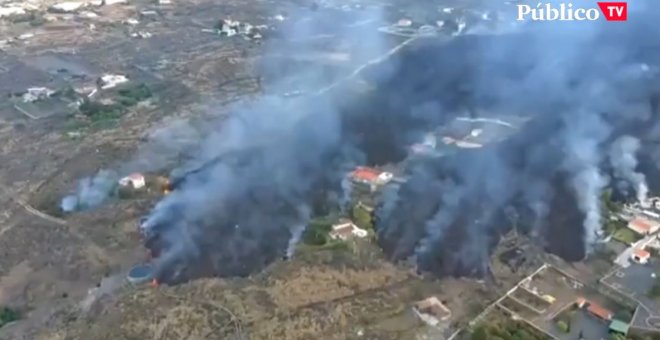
[375,3,660,275]
[69,2,660,283]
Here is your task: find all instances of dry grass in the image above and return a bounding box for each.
[267,265,406,308]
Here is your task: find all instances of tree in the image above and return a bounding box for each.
[471,326,489,340]
[302,220,332,246]
[556,320,570,333]
[0,307,19,327]
[601,189,623,215]
[351,205,373,230]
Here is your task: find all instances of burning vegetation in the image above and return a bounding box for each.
[63,5,660,285]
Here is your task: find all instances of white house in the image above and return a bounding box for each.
[412,296,452,327]
[328,220,368,241]
[118,173,146,189]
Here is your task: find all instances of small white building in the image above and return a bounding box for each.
[118,173,146,189]
[631,248,651,264]
[50,2,86,13]
[0,6,26,18]
[22,87,55,103]
[328,220,367,241]
[98,74,128,89]
[412,296,452,327]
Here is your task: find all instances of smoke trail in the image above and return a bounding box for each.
[60,170,118,212]
[285,205,311,259]
[286,223,306,259]
[414,178,461,256]
[560,108,611,250]
[610,135,648,204]
[375,181,400,224]
[339,175,352,212]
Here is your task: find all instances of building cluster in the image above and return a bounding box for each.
[625,197,660,221]
[575,297,631,337]
[212,18,264,39]
[621,197,660,264]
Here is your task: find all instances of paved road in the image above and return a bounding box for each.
[614,234,657,268]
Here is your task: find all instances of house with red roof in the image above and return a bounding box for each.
[349,166,393,195]
[351,167,393,185]
[627,217,659,235]
[576,297,613,321]
[631,248,651,264]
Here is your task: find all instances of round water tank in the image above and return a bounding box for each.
[127,264,153,284]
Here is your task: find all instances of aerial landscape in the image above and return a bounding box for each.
[2,0,660,339]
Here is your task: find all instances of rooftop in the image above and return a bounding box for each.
[331,225,355,237]
[629,217,654,233]
[586,301,613,321]
[633,248,651,260]
[351,167,381,181]
[329,220,368,239]
[413,296,451,320]
[609,319,630,334]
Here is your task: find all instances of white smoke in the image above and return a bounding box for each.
[572,166,608,248]
[561,109,611,252]
[286,224,306,259]
[60,169,118,212]
[285,206,311,259]
[609,135,649,205]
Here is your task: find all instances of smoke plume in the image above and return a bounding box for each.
[610,135,648,204]
[64,2,660,282]
[61,170,118,212]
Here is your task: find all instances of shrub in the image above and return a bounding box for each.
[556,320,569,333]
[79,100,123,121]
[351,204,373,230]
[471,326,489,340]
[302,219,332,246]
[117,83,152,104]
[0,307,19,327]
